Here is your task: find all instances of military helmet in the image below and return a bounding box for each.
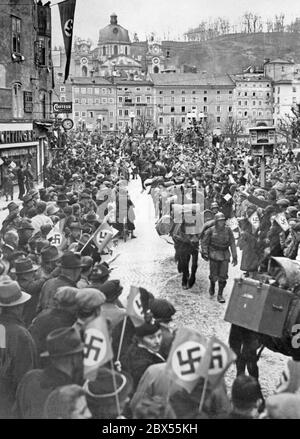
[215,212,226,222]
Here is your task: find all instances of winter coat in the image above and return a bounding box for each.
[37,275,77,314]
[122,341,165,391]
[17,277,46,328]
[0,312,37,418]
[238,229,260,272]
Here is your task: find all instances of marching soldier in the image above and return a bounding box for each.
[201,212,237,303]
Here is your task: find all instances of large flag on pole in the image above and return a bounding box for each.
[58,0,76,82]
[83,316,113,380]
[47,218,66,250]
[93,221,119,253]
[165,327,213,394]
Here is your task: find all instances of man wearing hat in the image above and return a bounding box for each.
[17,219,35,254]
[0,202,21,237]
[37,251,85,313]
[99,280,125,329]
[15,327,84,419]
[10,257,46,328]
[20,193,34,218]
[31,201,53,235]
[77,256,94,289]
[83,367,133,419]
[29,286,79,358]
[90,262,111,287]
[202,212,238,303]
[75,288,106,334]
[267,199,290,258]
[36,245,61,280]
[0,278,37,418]
[1,229,20,266]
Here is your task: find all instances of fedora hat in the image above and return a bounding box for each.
[83,367,133,407]
[57,251,85,269]
[57,193,68,204]
[41,327,83,358]
[41,245,62,263]
[0,278,31,307]
[69,222,83,230]
[18,219,35,231]
[10,257,39,274]
[46,203,60,216]
[6,202,19,212]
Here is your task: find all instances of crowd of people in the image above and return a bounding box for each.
[0,128,300,419]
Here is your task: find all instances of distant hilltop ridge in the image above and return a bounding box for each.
[160,32,300,74]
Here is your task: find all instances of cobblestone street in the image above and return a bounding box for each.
[112,177,286,398]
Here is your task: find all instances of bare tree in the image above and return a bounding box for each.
[266,19,273,32]
[222,116,244,146]
[135,110,155,138]
[243,12,253,33]
[277,106,300,146]
[252,14,262,33]
[274,13,285,32]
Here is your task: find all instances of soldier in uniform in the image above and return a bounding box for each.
[201,212,237,303]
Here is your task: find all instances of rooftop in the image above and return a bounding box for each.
[149,73,235,87]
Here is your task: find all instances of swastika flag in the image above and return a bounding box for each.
[83,316,113,380]
[47,219,66,250]
[165,327,213,394]
[93,221,118,252]
[208,336,236,389]
[126,286,146,327]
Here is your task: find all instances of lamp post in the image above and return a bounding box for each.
[129,111,135,136]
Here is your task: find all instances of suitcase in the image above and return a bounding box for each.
[224,278,293,338]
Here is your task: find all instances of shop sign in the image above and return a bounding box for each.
[0,130,37,144]
[53,102,73,113]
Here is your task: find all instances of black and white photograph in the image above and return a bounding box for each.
[1,0,300,424]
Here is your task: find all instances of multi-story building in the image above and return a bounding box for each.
[150,73,235,136]
[264,59,300,128]
[231,69,273,132]
[0,0,53,182]
[66,77,154,133]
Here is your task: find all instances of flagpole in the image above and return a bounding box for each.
[110,359,121,418]
[198,374,209,413]
[79,213,109,254]
[116,315,128,362]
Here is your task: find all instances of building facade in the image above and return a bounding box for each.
[150,73,235,135]
[0,0,53,182]
[231,69,273,132]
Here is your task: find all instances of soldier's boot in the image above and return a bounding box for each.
[217,281,226,303]
[209,280,216,297]
[182,272,189,290]
[188,268,197,288]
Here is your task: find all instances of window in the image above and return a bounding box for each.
[277,87,280,93]
[102,88,106,94]
[110,123,114,128]
[125,47,128,55]
[159,117,163,124]
[124,110,129,116]
[253,101,256,106]
[94,88,100,95]
[293,97,297,103]
[89,111,94,118]
[182,117,185,123]
[23,91,33,113]
[12,16,21,53]
[182,90,185,94]
[109,98,113,103]
[159,91,163,95]
[171,107,175,113]
[118,97,123,103]
[95,99,100,104]
[87,88,92,94]
[217,116,221,123]
[102,98,107,103]
[60,96,66,102]
[136,96,141,103]
[192,91,196,94]
[75,98,79,104]
[75,111,79,117]
[293,87,297,93]
[82,66,88,77]
[228,106,232,112]
[171,117,175,124]
[81,98,86,104]
[81,111,86,117]
[229,90,233,94]
[238,101,242,106]
[282,66,285,72]
[204,97,207,103]
[60,86,66,93]
[203,106,207,112]
[253,92,256,96]
[244,101,248,106]
[114,45,118,56]
[258,111,262,116]
[204,90,207,94]
[88,98,93,104]
[137,109,141,116]
[217,90,220,94]
[277,97,280,104]
[244,92,247,96]
[103,46,106,56]
[244,111,248,116]
[171,90,174,94]
[74,88,80,94]
[147,96,151,103]
[181,106,185,113]
[192,97,196,103]
[136,88,141,91]
[81,88,86,94]
[182,97,185,103]
[216,106,221,112]
[259,101,262,106]
[119,109,122,116]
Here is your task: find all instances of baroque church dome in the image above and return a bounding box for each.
[98,13,130,44]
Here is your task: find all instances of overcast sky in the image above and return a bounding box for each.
[50,0,300,47]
